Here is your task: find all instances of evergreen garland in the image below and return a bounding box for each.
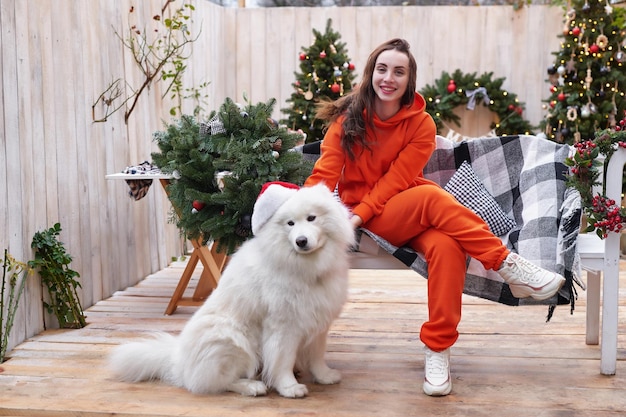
[419,69,535,136]
[152,97,313,254]
[565,125,626,238]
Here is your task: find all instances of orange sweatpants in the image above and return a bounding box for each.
[362,183,510,352]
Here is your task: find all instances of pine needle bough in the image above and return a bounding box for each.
[152,97,313,254]
[29,223,86,329]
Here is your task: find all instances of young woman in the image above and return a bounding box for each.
[304,38,565,397]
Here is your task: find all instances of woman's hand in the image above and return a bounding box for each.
[350,214,363,229]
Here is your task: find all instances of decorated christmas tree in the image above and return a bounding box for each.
[539,0,626,144]
[281,19,357,143]
[152,97,313,254]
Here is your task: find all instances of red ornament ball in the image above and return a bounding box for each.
[550,85,557,93]
[508,104,515,111]
[319,51,327,59]
[572,27,581,37]
[192,200,205,211]
[590,44,600,54]
[348,62,355,70]
[446,80,457,93]
[515,107,523,115]
[299,52,306,61]
[557,92,566,101]
[331,83,341,93]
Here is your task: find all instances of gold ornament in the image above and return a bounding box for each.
[585,68,593,90]
[567,106,578,121]
[596,34,609,50]
[304,84,313,100]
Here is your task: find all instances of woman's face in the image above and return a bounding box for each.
[371,49,410,108]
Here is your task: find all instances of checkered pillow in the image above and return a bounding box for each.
[444,161,516,236]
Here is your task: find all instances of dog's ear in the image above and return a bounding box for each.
[251,182,300,235]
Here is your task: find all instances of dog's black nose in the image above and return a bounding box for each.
[296,236,308,248]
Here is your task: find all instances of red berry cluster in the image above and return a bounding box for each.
[573,140,596,152]
[570,140,596,175]
[568,141,600,191]
[590,195,624,238]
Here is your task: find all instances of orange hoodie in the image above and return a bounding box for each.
[305,92,437,224]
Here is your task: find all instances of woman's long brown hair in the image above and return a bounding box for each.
[315,38,417,160]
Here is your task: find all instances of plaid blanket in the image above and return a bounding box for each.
[298,135,582,316]
[358,135,582,316]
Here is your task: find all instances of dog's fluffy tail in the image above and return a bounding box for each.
[109,332,178,384]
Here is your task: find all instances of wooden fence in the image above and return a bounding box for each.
[0,0,563,353]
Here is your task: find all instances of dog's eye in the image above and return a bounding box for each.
[287,220,294,226]
[307,215,316,222]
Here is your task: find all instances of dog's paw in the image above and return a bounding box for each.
[277,382,308,398]
[242,381,269,397]
[228,379,268,397]
[313,367,342,385]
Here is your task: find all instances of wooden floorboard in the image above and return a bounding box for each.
[1,259,625,417]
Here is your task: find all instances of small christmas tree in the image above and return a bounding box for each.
[281,19,357,143]
[539,0,626,144]
[152,97,313,254]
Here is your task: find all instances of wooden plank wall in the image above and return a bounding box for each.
[0,1,564,354]
[230,5,564,132]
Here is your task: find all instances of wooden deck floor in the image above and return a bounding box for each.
[1,259,625,416]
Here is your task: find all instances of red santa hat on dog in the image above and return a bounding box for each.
[251,181,300,235]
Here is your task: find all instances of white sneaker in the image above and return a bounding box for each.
[423,346,452,396]
[497,252,565,300]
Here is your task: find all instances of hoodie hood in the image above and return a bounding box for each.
[370,92,428,128]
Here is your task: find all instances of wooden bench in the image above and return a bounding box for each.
[303,135,622,375]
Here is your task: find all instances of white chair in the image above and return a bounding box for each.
[578,146,625,375]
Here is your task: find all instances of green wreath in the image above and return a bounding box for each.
[419,69,535,137]
[151,97,313,254]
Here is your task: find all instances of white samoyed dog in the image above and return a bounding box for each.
[109,183,355,398]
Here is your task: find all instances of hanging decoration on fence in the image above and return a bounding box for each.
[419,69,535,138]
